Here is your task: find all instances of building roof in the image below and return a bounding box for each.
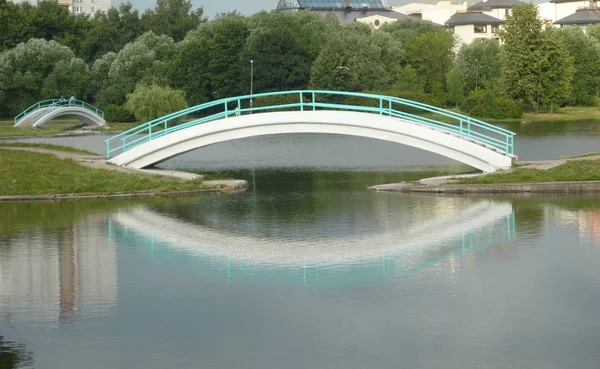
[445,11,504,25]
[554,8,600,25]
[549,0,585,3]
[467,0,523,10]
[312,9,408,23]
[277,0,386,10]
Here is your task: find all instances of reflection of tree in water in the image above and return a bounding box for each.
[0,336,33,369]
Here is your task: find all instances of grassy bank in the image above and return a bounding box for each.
[459,159,600,184]
[0,143,97,155]
[0,149,211,196]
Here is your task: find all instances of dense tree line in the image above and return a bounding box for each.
[0,1,599,121]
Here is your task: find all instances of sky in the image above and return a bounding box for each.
[123,0,414,18]
[125,0,276,18]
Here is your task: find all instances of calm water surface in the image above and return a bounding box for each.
[1,124,600,368]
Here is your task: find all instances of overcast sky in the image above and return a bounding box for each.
[125,0,275,18]
[123,0,414,18]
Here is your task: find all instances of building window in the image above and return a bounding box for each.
[474,25,487,33]
[72,6,82,12]
[491,25,499,34]
[505,8,509,17]
[449,26,455,34]
[91,6,95,12]
[374,19,380,27]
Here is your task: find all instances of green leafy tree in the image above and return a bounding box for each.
[243,10,338,94]
[0,0,35,52]
[125,84,187,122]
[309,23,401,92]
[0,0,93,55]
[42,58,91,98]
[81,3,143,63]
[90,52,117,102]
[500,3,573,112]
[0,38,89,116]
[455,38,501,93]
[557,26,600,106]
[446,66,466,106]
[141,0,204,42]
[96,31,178,106]
[394,66,424,92]
[379,18,439,45]
[539,26,574,112]
[172,12,249,103]
[403,28,455,93]
[169,38,212,105]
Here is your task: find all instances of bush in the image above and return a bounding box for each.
[103,104,135,123]
[251,93,306,111]
[125,84,188,122]
[460,90,523,120]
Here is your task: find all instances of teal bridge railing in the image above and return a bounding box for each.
[104,90,516,159]
[14,99,105,126]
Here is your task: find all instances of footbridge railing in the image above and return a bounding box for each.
[14,99,105,125]
[104,90,516,159]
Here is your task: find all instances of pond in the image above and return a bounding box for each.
[1,122,600,368]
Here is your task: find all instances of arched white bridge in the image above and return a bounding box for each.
[105,90,517,173]
[13,99,106,128]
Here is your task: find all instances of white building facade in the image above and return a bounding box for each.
[391,0,600,45]
[9,0,111,15]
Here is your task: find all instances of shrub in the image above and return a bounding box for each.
[460,90,523,120]
[103,104,135,123]
[125,84,188,122]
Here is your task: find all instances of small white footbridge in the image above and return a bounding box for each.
[13,99,106,128]
[103,90,516,173]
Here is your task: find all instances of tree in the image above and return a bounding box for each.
[0,0,35,52]
[80,3,143,63]
[309,23,401,92]
[125,84,187,122]
[446,66,466,106]
[379,18,439,45]
[172,12,249,103]
[499,3,573,112]
[557,26,600,106]
[394,66,424,92]
[455,38,501,93]
[539,26,574,112]
[96,31,178,106]
[169,38,212,105]
[403,28,455,93]
[243,10,338,94]
[141,0,204,42]
[0,38,89,116]
[0,0,93,55]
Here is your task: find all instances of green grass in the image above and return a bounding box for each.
[420,106,600,124]
[0,143,97,155]
[0,119,83,137]
[0,149,214,196]
[458,159,600,184]
[562,152,600,159]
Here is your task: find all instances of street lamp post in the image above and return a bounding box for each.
[250,59,254,113]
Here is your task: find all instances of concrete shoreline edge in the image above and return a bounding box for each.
[368,181,600,194]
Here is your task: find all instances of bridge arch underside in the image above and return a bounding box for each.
[15,107,106,128]
[109,111,512,173]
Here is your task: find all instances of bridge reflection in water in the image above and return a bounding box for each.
[109,200,516,286]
